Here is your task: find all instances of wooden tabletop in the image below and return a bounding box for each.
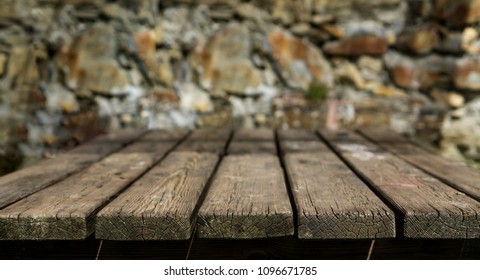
[0,128,479,240]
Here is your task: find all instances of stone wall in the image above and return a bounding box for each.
[1,0,480,173]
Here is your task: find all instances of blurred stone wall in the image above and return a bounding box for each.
[1,0,480,173]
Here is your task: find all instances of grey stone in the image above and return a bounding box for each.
[190,23,264,95]
[44,83,80,113]
[441,97,480,160]
[267,29,333,90]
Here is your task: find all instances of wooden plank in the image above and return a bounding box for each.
[228,141,277,155]
[228,128,276,154]
[0,130,187,240]
[176,140,227,154]
[233,128,274,141]
[95,151,219,240]
[0,129,144,209]
[188,128,231,141]
[280,141,328,154]
[277,129,319,141]
[175,128,231,154]
[319,130,480,239]
[277,129,329,153]
[140,129,189,141]
[198,154,294,238]
[283,151,395,239]
[359,129,480,202]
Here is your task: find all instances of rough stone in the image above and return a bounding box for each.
[44,83,80,113]
[156,52,174,87]
[0,0,36,19]
[268,29,333,89]
[291,23,311,36]
[177,83,214,113]
[321,24,344,39]
[262,0,312,25]
[58,24,129,94]
[396,24,439,54]
[332,59,404,97]
[311,14,335,25]
[323,35,388,56]
[161,7,190,48]
[235,3,255,19]
[430,88,465,108]
[436,32,466,54]
[441,97,480,160]
[190,23,264,95]
[435,27,480,55]
[357,55,385,82]
[307,28,331,44]
[333,59,366,89]
[133,28,173,86]
[0,53,7,77]
[384,51,454,90]
[5,46,39,89]
[454,57,480,90]
[313,0,403,12]
[432,0,480,27]
[102,3,124,19]
[0,26,30,46]
[462,27,480,55]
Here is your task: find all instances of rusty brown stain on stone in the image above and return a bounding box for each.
[134,31,156,64]
[455,58,480,90]
[268,31,308,64]
[433,0,480,27]
[390,66,416,89]
[323,36,388,57]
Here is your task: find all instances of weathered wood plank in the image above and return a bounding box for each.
[188,128,231,141]
[176,140,227,154]
[277,129,320,141]
[233,128,274,141]
[0,129,145,209]
[319,129,480,239]
[95,152,218,240]
[0,130,187,240]
[176,128,231,154]
[277,129,328,153]
[228,141,277,155]
[279,141,327,154]
[227,128,277,154]
[359,129,480,202]
[198,154,294,238]
[283,151,395,239]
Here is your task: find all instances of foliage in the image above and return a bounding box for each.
[306,81,328,101]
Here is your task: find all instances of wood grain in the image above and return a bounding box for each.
[228,129,277,155]
[319,129,480,239]
[228,141,277,155]
[176,140,227,154]
[277,129,320,141]
[359,129,480,202]
[277,129,328,153]
[283,152,395,239]
[198,154,294,239]
[188,128,231,141]
[95,152,219,240]
[0,130,187,240]
[233,128,274,141]
[176,128,231,154]
[0,129,144,209]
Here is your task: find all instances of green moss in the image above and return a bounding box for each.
[306,81,328,101]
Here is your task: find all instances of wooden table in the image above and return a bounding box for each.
[0,128,479,259]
